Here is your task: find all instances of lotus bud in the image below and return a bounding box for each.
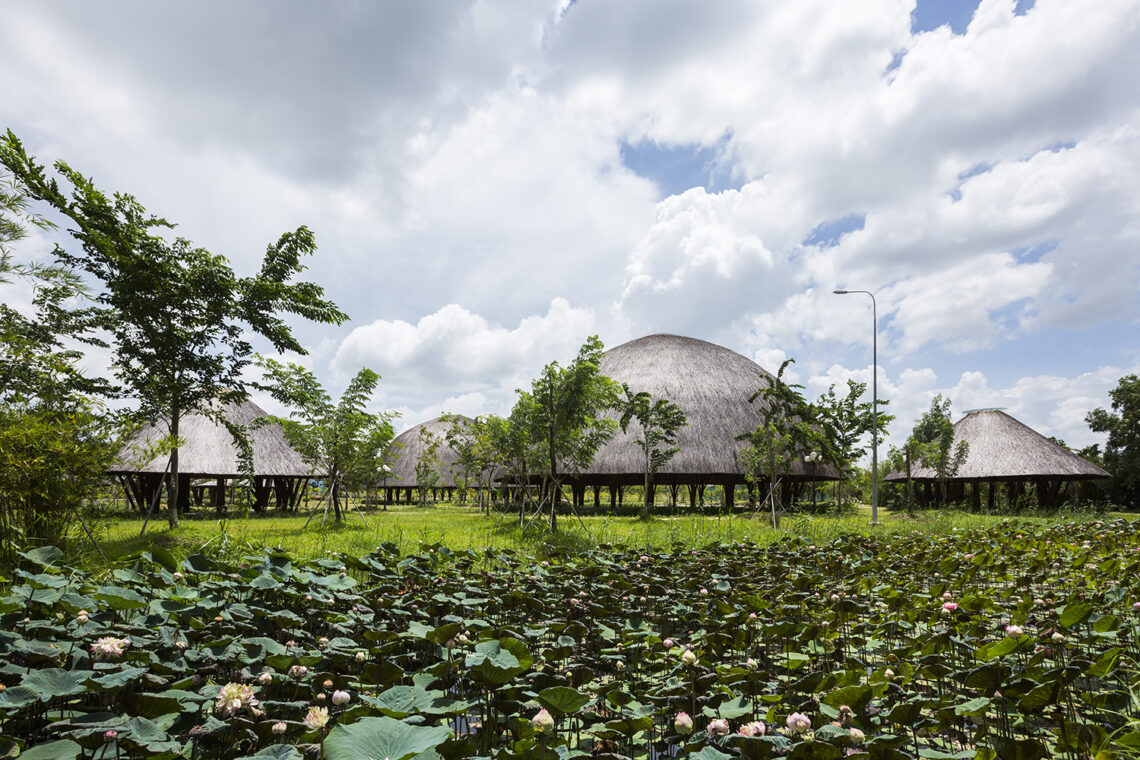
[850,727,865,743]
[173,571,184,581]
[615,659,624,671]
[259,672,273,685]
[884,668,895,679]
[674,712,693,735]
[356,651,367,661]
[105,730,118,742]
[1051,632,1065,644]
[663,638,673,647]
[942,602,958,613]
[331,690,351,706]
[739,721,765,736]
[318,637,330,647]
[786,712,811,734]
[323,679,334,690]
[1005,624,1024,638]
[745,658,757,671]
[272,721,287,735]
[77,610,89,624]
[699,588,708,596]
[316,692,326,701]
[681,648,698,667]
[532,708,555,734]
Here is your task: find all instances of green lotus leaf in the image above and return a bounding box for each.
[17,546,65,568]
[1058,601,1095,628]
[953,696,991,716]
[235,746,305,760]
[95,584,147,610]
[0,685,38,709]
[21,668,94,699]
[537,686,590,716]
[361,684,444,718]
[322,715,451,760]
[17,740,82,760]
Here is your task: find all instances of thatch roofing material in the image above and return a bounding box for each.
[109,399,314,478]
[883,409,1110,482]
[582,334,839,482]
[384,415,472,488]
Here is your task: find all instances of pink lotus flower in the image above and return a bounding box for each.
[76,610,89,624]
[707,718,730,738]
[1005,624,1024,637]
[90,636,128,660]
[739,721,766,737]
[681,648,698,666]
[849,727,865,743]
[674,712,693,735]
[786,712,811,734]
[215,682,258,716]
[331,689,351,706]
[942,602,958,612]
[303,706,329,731]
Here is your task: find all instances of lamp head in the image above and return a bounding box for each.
[833,290,848,294]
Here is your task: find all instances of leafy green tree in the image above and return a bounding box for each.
[484,403,541,523]
[0,171,118,556]
[442,414,481,506]
[256,359,394,521]
[2,132,348,528]
[739,359,827,526]
[522,336,620,530]
[815,379,892,508]
[1086,375,1140,508]
[619,384,687,519]
[911,394,969,505]
[414,426,444,507]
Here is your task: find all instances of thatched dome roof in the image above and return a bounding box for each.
[384,415,473,488]
[883,409,1110,482]
[109,399,314,478]
[581,334,839,483]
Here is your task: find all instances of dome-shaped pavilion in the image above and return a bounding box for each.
[568,334,839,510]
[382,415,475,503]
[109,398,314,513]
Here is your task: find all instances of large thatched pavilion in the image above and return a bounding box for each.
[109,399,314,513]
[383,415,474,504]
[883,408,1109,509]
[566,334,839,510]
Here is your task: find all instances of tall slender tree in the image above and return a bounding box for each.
[523,336,620,530]
[256,358,394,521]
[619,384,687,519]
[1,132,347,527]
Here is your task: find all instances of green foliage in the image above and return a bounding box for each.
[619,384,687,518]
[414,426,443,507]
[517,336,621,529]
[257,359,394,521]
[1087,375,1140,508]
[912,394,969,504]
[739,359,826,523]
[1,131,347,528]
[2,519,1139,758]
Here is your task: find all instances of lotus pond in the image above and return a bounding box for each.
[2,519,1139,759]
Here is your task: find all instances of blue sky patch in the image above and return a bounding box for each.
[804,213,866,247]
[1010,240,1059,263]
[619,136,740,197]
[911,0,981,35]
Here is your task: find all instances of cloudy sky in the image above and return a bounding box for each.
[3,0,1138,452]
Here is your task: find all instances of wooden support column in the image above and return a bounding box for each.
[724,482,735,510]
[609,484,618,508]
[688,483,697,509]
[592,485,601,507]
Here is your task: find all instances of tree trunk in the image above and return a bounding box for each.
[168,409,180,528]
[642,447,651,520]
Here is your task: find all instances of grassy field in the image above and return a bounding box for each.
[81,500,1129,570]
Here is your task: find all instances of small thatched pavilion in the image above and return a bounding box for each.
[567,334,839,511]
[109,399,315,513]
[883,408,1110,509]
[383,415,473,504]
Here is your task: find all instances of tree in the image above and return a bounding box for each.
[910,394,969,505]
[414,426,443,507]
[814,379,892,508]
[0,171,118,556]
[522,336,620,530]
[2,132,348,528]
[739,359,826,527]
[256,359,394,521]
[442,414,482,507]
[484,402,541,524]
[1086,375,1140,508]
[619,384,687,519]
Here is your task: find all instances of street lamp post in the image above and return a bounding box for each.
[833,289,879,525]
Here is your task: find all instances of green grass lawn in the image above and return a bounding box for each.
[83,500,1129,571]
